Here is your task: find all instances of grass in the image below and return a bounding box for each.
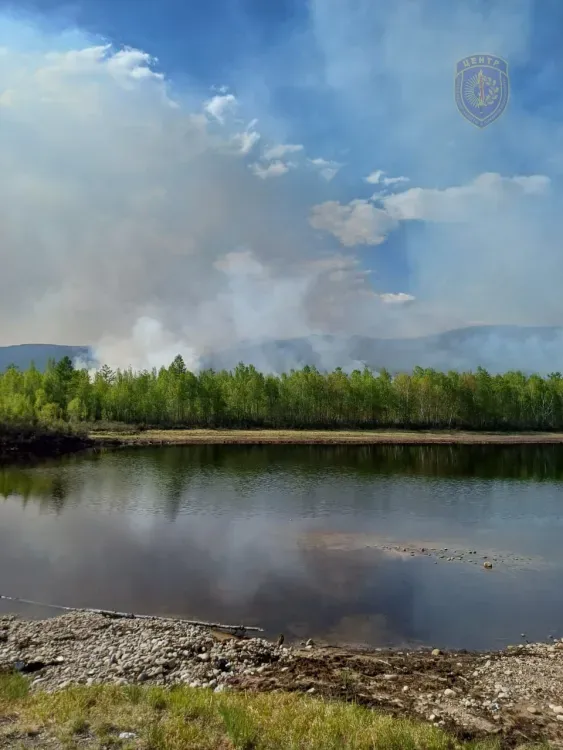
[0,672,551,750]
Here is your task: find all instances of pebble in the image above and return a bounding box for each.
[0,612,290,693]
[431,649,442,656]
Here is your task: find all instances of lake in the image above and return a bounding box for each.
[1,444,563,651]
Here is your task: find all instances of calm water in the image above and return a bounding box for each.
[1,444,563,651]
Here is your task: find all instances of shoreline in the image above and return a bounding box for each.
[1,611,562,747]
[5,426,563,462]
[91,427,563,447]
[0,432,93,462]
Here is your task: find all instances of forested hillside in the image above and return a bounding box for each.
[1,355,563,431]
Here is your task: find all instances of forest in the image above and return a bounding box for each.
[2,355,563,431]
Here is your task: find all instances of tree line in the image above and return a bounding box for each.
[2,355,563,431]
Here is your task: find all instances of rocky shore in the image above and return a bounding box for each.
[0,613,288,693]
[1,612,563,747]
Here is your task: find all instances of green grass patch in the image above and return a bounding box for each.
[0,673,552,749]
[0,671,29,701]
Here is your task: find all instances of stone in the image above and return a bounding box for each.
[119,732,137,740]
[444,689,456,697]
[431,649,442,656]
[483,561,493,569]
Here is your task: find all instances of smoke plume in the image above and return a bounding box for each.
[1,1,562,373]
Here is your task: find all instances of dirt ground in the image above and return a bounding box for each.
[231,642,563,748]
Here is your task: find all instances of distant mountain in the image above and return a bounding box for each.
[0,344,90,372]
[2,325,563,375]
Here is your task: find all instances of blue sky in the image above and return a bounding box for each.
[0,0,562,367]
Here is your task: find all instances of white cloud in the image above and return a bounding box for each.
[308,157,342,181]
[310,171,552,254]
[379,292,415,304]
[250,160,291,179]
[309,199,397,246]
[382,173,551,222]
[203,93,237,123]
[230,127,261,155]
[38,45,165,87]
[365,170,409,186]
[263,143,304,160]
[249,147,340,183]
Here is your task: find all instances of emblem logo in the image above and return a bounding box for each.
[455,55,509,128]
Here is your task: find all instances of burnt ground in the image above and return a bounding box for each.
[0,427,93,462]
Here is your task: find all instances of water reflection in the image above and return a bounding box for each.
[4,444,563,507]
[1,444,563,650]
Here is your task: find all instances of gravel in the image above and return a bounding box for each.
[0,612,291,692]
[472,641,563,716]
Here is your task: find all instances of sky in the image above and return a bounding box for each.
[1,0,563,370]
